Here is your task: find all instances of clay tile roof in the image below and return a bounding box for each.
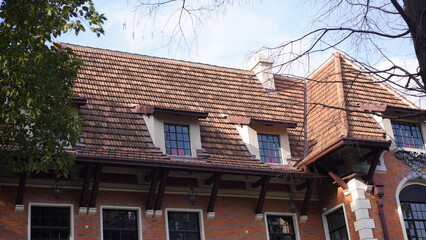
[62,43,307,175]
[301,52,416,166]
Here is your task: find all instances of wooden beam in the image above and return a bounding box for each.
[89,165,103,207]
[207,173,222,213]
[327,171,348,190]
[146,169,160,210]
[16,172,27,205]
[300,180,313,216]
[204,174,215,186]
[255,177,270,214]
[144,172,153,182]
[251,177,264,188]
[154,169,169,210]
[79,165,94,207]
[296,182,306,191]
[365,150,382,183]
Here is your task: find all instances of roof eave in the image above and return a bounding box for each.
[295,137,391,168]
[75,155,324,179]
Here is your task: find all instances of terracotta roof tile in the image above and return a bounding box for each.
[304,52,415,163]
[63,43,305,173]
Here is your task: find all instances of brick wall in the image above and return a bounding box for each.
[0,186,326,240]
[318,150,425,240]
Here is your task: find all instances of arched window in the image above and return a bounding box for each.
[399,184,426,240]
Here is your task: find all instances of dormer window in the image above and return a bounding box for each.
[258,134,282,163]
[391,121,424,149]
[133,105,207,157]
[228,115,294,164]
[164,123,191,156]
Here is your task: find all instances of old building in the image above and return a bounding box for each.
[0,43,425,240]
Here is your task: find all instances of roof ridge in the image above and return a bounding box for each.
[58,42,253,74]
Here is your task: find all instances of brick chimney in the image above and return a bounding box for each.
[246,52,275,90]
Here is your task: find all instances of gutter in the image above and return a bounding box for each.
[75,155,325,179]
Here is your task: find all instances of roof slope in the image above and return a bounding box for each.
[63,43,306,174]
[304,52,416,163]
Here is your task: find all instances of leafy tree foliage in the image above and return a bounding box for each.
[0,0,106,176]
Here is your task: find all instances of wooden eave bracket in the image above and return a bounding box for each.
[131,104,208,118]
[153,169,169,218]
[207,173,222,220]
[145,169,169,218]
[255,176,270,221]
[365,149,384,184]
[15,172,27,213]
[328,171,349,191]
[78,164,102,216]
[300,179,313,221]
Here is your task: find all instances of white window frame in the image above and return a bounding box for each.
[264,212,300,240]
[28,203,74,240]
[395,179,426,240]
[100,205,143,240]
[165,208,205,240]
[322,204,351,240]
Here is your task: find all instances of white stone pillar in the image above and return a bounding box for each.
[347,178,377,240]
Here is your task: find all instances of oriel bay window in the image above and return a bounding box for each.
[164,123,191,156]
[167,211,202,240]
[258,133,282,163]
[30,206,71,240]
[266,215,296,240]
[102,209,139,240]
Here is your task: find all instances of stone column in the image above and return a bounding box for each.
[348,178,376,240]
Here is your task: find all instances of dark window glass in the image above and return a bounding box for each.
[168,212,201,240]
[400,185,426,240]
[103,209,138,240]
[258,134,282,163]
[392,121,424,149]
[326,208,349,240]
[31,206,70,240]
[266,215,296,240]
[164,124,191,156]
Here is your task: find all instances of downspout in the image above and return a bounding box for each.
[303,80,309,159]
[375,185,390,240]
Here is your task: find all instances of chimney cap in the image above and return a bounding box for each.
[246,52,273,71]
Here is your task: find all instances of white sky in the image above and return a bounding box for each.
[56,0,425,107]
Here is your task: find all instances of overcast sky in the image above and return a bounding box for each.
[56,0,425,107]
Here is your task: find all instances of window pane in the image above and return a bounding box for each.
[164,124,191,156]
[168,212,201,240]
[392,121,424,149]
[326,208,349,240]
[266,215,296,240]
[103,209,138,240]
[258,134,282,163]
[31,206,70,240]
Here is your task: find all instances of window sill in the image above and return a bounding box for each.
[168,155,208,163]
